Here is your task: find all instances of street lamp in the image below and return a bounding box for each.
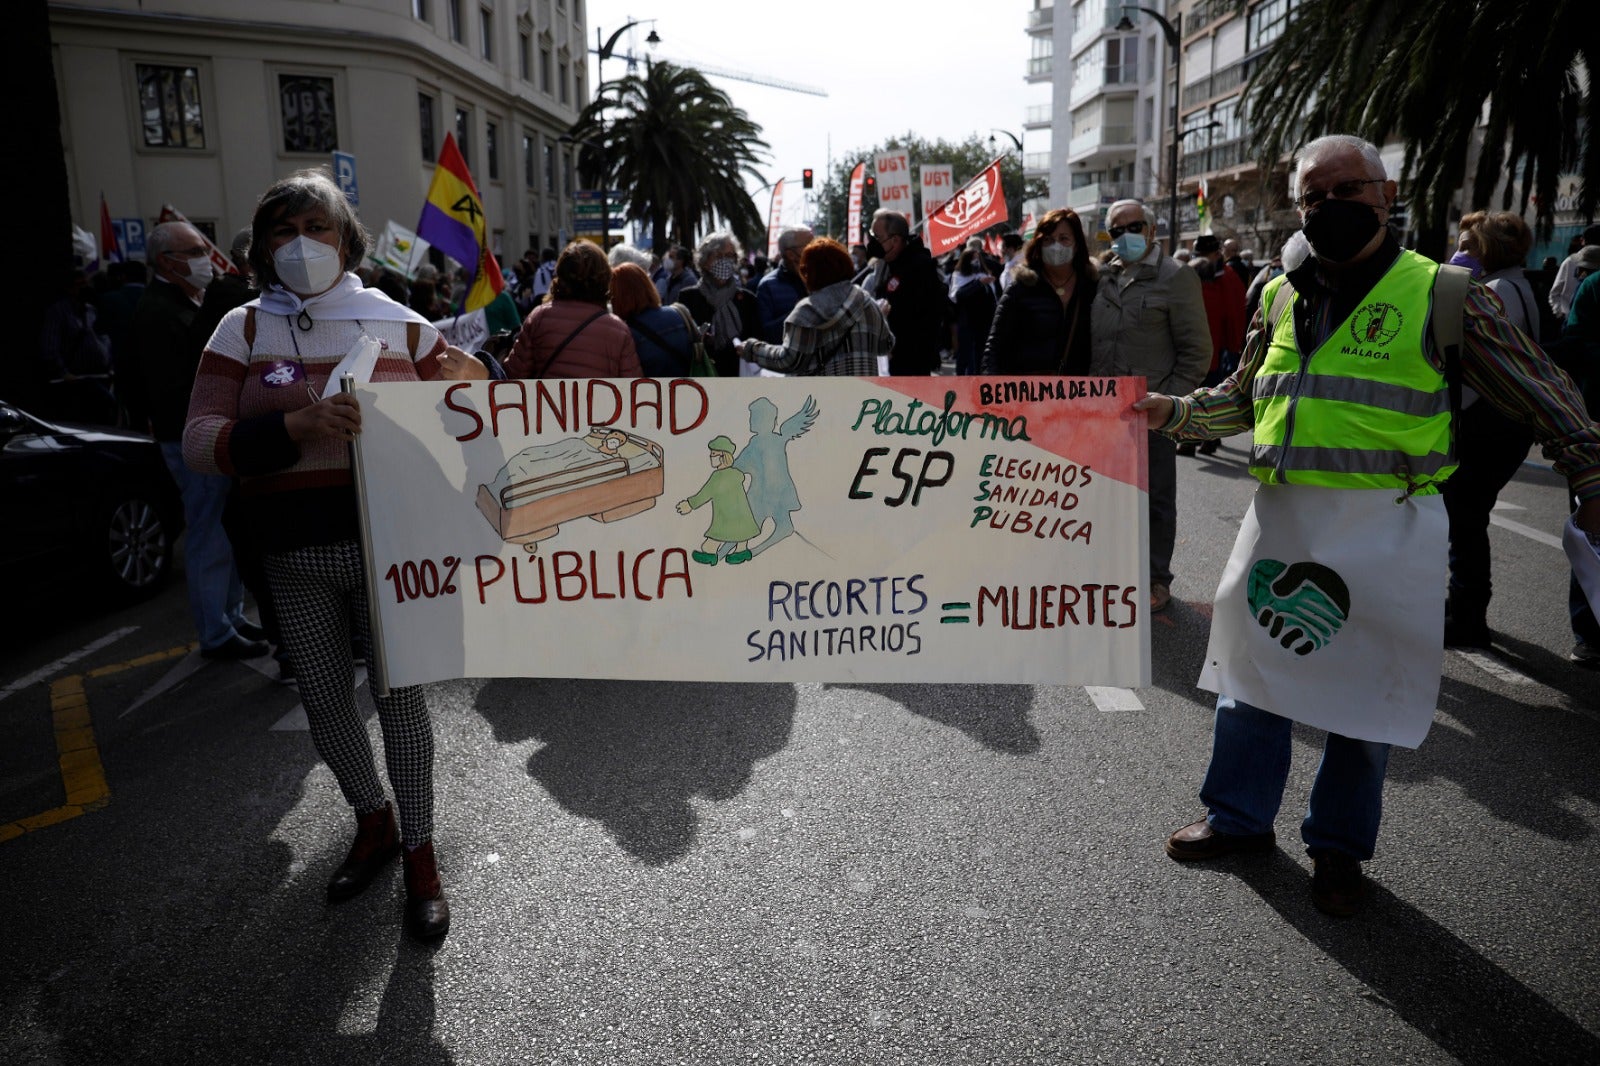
[1116,6,1181,252]
[586,20,661,246]
[988,128,1023,160]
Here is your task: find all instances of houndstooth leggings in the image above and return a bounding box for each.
[265,541,434,846]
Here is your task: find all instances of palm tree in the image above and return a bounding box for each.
[571,61,770,253]
[1244,0,1597,257]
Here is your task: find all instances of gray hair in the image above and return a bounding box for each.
[1105,198,1156,231]
[607,243,653,271]
[147,220,201,260]
[871,208,910,239]
[248,168,368,288]
[1291,134,1386,199]
[694,230,741,274]
[777,226,813,255]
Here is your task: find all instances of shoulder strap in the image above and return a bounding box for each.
[406,320,421,359]
[1430,263,1471,437]
[630,312,693,361]
[1265,276,1295,337]
[243,306,257,354]
[540,308,608,372]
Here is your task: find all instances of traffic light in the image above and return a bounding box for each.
[864,175,876,190]
[802,168,814,189]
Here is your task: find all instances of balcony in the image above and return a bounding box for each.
[1179,137,1251,178]
[1067,123,1136,165]
[1027,4,1053,33]
[1066,180,1136,213]
[1023,103,1052,130]
[1023,151,1052,173]
[1027,56,1054,80]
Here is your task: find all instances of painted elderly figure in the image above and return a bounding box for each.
[676,435,760,564]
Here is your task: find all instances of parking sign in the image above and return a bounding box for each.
[333,151,359,205]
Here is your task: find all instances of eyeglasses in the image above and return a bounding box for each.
[1296,178,1386,210]
[1107,221,1146,239]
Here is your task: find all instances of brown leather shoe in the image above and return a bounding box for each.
[1150,583,1172,612]
[1164,818,1276,861]
[403,841,451,941]
[1311,853,1365,917]
[327,802,400,902]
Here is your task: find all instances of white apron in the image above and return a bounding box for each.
[1197,483,1447,748]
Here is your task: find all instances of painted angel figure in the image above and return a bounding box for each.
[733,395,819,557]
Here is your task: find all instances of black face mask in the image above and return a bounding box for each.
[866,234,886,259]
[1301,198,1383,264]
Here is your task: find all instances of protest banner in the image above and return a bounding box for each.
[370,220,431,279]
[919,164,953,224]
[873,150,914,219]
[350,376,1151,688]
[766,179,786,260]
[846,163,865,247]
[924,158,1009,256]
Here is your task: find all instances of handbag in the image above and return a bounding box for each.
[669,302,717,377]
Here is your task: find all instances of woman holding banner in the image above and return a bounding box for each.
[184,169,483,941]
[981,208,1099,376]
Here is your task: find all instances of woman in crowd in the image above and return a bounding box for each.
[1441,210,1541,648]
[734,237,894,376]
[610,262,696,378]
[981,208,1098,375]
[184,169,484,941]
[505,241,641,379]
[677,232,762,377]
[949,248,998,376]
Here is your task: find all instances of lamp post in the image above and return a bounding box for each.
[587,20,660,246]
[1116,6,1181,252]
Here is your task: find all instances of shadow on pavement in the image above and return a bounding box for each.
[473,677,795,865]
[827,683,1041,754]
[1232,852,1600,1065]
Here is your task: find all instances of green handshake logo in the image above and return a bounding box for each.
[1246,559,1352,657]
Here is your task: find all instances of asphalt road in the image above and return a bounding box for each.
[2,442,1596,1066]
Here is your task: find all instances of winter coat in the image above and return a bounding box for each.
[756,264,808,343]
[743,281,895,376]
[506,298,641,379]
[678,282,763,377]
[867,235,949,374]
[625,305,695,378]
[981,262,1099,376]
[1088,249,1211,395]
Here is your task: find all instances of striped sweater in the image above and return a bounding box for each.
[184,308,445,550]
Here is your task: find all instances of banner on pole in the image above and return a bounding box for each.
[370,220,431,279]
[846,163,865,248]
[766,179,786,260]
[873,150,914,219]
[919,164,954,224]
[924,159,1009,256]
[352,375,1152,687]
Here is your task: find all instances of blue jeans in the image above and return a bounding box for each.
[161,443,247,649]
[1200,695,1390,860]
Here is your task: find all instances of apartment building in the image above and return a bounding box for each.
[50,0,588,263]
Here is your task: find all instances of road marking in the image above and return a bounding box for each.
[1453,649,1536,685]
[0,627,138,704]
[0,643,190,844]
[120,647,208,718]
[1084,686,1144,713]
[1488,506,1563,550]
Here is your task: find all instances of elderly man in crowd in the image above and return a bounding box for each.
[133,221,266,660]
[757,226,814,344]
[866,208,948,375]
[1090,198,1212,612]
[1134,133,1600,917]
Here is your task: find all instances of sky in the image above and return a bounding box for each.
[585,0,1042,232]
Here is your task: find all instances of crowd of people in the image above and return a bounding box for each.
[16,129,1600,936]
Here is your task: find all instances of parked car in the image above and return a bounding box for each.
[0,401,183,602]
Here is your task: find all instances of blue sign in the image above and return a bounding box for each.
[113,218,147,260]
[333,151,359,206]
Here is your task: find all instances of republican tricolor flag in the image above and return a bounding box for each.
[417,132,505,313]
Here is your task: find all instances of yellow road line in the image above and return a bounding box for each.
[0,643,193,844]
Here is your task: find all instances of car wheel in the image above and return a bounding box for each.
[97,489,175,601]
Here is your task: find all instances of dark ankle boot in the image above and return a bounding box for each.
[327,802,400,902]
[402,841,451,940]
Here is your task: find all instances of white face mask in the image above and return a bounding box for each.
[183,254,215,290]
[273,235,344,295]
[1042,242,1075,267]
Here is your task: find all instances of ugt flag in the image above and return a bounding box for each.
[417,132,505,312]
[99,193,119,269]
[924,158,1008,256]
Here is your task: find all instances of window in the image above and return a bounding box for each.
[446,0,462,42]
[559,60,569,104]
[137,64,205,148]
[456,107,471,161]
[412,0,428,20]
[486,121,499,180]
[573,69,583,105]
[519,32,531,80]
[544,142,556,193]
[1248,0,1293,51]
[540,45,552,94]
[480,7,493,61]
[523,133,535,185]
[278,74,338,153]
[563,148,573,195]
[419,92,437,161]
[1105,37,1137,84]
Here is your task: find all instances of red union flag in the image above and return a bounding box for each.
[924,159,1008,256]
[846,163,865,246]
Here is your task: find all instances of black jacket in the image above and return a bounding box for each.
[868,235,949,374]
[678,282,762,377]
[982,263,1099,376]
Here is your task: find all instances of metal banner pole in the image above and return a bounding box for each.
[341,374,391,697]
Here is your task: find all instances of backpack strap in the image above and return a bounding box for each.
[243,306,257,355]
[1430,263,1471,447]
[1264,275,1296,339]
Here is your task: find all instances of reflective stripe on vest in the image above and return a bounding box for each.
[1251,250,1454,494]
